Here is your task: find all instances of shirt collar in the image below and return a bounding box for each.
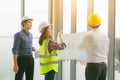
[22,29,29,35]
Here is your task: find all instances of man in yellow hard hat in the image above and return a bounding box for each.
[88,13,101,28]
[79,13,110,80]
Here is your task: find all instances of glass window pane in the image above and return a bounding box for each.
[0,0,21,36]
[62,60,70,80]
[115,0,120,80]
[63,0,71,33]
[94,0,108,35]
[0,0,21,80]
[76,0,87,32]
[25,0,48,37]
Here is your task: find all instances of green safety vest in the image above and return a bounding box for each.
[39,39,58,75]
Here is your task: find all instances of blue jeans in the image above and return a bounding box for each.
[45,70,55,80]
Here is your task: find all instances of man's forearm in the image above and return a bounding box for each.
[13,54,17,66]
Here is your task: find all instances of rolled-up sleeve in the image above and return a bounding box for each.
[48,40,66,51]
[12,33,21,54]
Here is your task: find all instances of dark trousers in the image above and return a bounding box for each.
[85,62,107,80]
[45,70,55,80]
[15,55,34,80]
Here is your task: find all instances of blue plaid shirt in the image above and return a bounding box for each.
[12,29,33,55]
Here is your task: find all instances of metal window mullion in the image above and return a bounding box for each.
[21,1,25,80]
[70,0,77,80]
[52,0,59,40]
[71,0,76,33]
[21,0,25,17]
[52,0,63,80]
[87,0,94,30]
[108,0,116,80]
[57,0,63,80]
[48,0,53,24]
[21,0,25,30]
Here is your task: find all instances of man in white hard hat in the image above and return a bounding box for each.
[12,15,35,80]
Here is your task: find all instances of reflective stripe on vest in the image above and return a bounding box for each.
[40,61,58,66]
[39,53,58,58]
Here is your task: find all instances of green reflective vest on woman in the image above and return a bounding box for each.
[39,39,58,75]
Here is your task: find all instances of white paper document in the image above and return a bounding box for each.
[58,32,87,60]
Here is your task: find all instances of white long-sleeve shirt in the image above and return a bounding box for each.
[79,29,110,63]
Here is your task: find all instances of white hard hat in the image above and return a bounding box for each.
[21,15,33,22]
[39,21,52,33]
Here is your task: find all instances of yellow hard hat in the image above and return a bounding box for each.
[88,13,101,26]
